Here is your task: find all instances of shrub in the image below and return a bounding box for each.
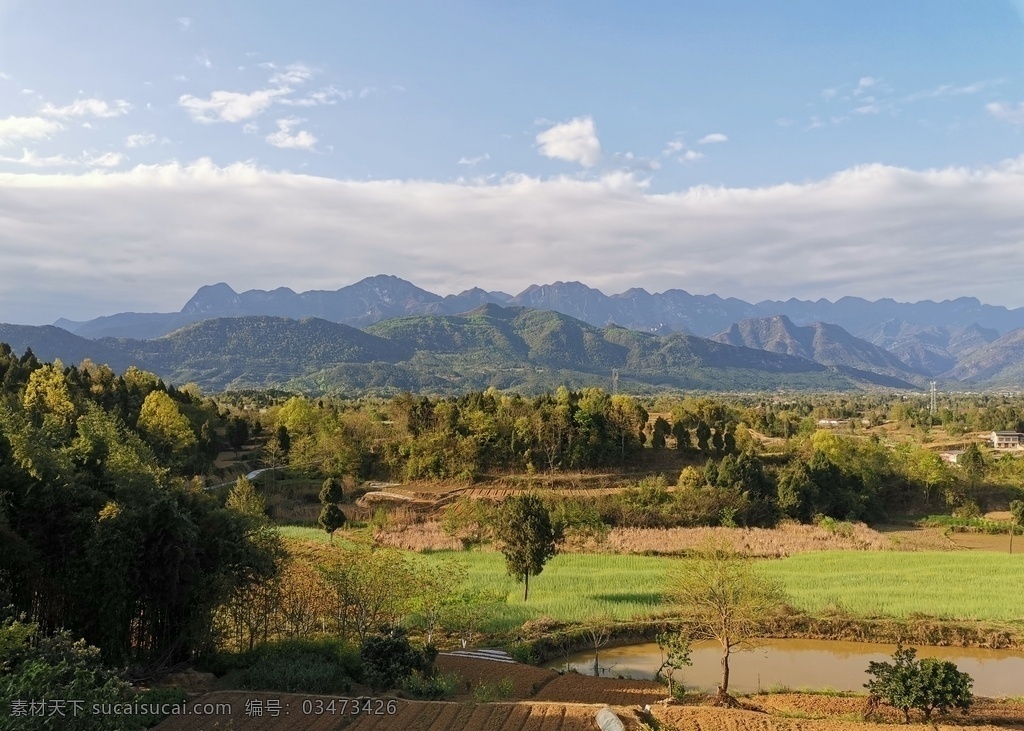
[403,671,461,700]
[0,617,135,731]
[473,677,516,702]
[360,627,435,691]
[232,637,358,694]
[865,644,973,723]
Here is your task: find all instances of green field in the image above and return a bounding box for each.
[280,528,1024,629]
[770,552,1024,621]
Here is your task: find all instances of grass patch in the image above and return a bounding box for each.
[426,551,675,631]
[767,551,1024,621]
[277,527,1024,630]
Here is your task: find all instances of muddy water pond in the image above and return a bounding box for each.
[546,639,1024,697]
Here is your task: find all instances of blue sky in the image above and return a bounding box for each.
[2,1,1024,324]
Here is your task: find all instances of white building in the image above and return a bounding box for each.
[990,431,1024,449]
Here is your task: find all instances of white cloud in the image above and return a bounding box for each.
[265,118,317,150]
[905,80,999,103]
[611,151,661,172]
[457,153,490,166]
[662,140,685,155]
[82,152,125,168]
[279,85,352,107]
[536,116,601,167]
[176,17,192,30]
[6,157,1024,325]
[179,63,318,123]
[40,98,131,118]
[681,150,703,162]
[180,88,287,123]
[196,52,212,69]
[0,116,63,144]
[986,102,1024,125]
[242,122,259,135]
[854,76,878,95]
[853,101,881,115]
[125,133,157,148]
[269,64,313,87]
[698,133,728,145]
[0,149,77,167]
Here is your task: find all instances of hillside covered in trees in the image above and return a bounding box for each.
[1,305,919,395]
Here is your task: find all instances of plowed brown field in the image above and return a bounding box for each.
[649,699,1024,731]
[434,655,560,698]
[532,673,666,706]
[151,694,641,731]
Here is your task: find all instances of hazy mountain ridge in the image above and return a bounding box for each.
[710,315,928,383]
[4,307,920,394]
[940,328,1024,384]
[53,276,1024,345]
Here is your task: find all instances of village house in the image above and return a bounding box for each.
[990,431,1024,449]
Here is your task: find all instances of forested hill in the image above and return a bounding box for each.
[2,306,918,394]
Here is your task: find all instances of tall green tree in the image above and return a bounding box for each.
[136,390,197,468]
[494,494,561,601]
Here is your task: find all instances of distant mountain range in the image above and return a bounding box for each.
[710,316,928,382]
[2,306,921,394]
[53,275,1024,346]
[1,275,1020,392]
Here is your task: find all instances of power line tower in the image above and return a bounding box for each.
[611,369,619,395]
[930,382,937,415]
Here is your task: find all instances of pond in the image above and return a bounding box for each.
[545,638,1024,697]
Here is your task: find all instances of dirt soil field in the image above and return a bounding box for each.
[151,692,644,731]
[650,694,1024,731]
[531,673,667,706]
[434,654,560,698]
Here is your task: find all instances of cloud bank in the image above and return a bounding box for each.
[2,157,1024,324]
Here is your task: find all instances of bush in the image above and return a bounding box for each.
[128,688,189,727]
[230,637,358,694]
[473,677,516,702]
[360,627,435,691]
[402,671,461,700]
[0,617,136,731]
[865,644,973,723]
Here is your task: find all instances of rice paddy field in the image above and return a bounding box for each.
[279,527,1024,629]
[770,552,1024,622]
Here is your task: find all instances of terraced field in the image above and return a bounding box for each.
[151,694,639,731]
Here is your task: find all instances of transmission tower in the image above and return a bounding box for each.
[611,369,619,395]
[930,382,937,414]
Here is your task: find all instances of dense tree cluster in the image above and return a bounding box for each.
[0,345,280,670]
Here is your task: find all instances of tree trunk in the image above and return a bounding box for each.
[524,573,529,601]
[1010,524,1014,554]
[719,644,731,695]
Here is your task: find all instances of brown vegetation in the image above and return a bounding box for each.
[373,520,897,556]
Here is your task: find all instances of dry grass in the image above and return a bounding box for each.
[373,521,896,556]
[585,523,892,556]
[373,521,464,551]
